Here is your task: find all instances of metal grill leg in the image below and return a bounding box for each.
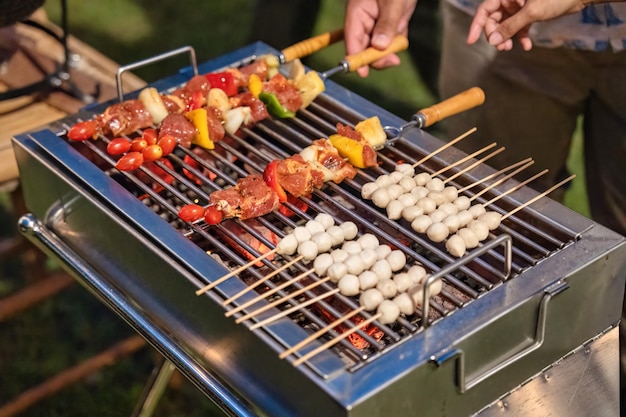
[131,358,176,417]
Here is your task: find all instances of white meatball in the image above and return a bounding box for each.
[467,219,490,241]
[425,276,443,297]
[360,288,384,311]
[395,163,415,176]
[344,254,366,275]
[416,197,437,214]
[387,184,405,200]
[276,233,298,255]
[425,177,445,191]
[393,292,416,315]
[468,204,486,219]
[376,279,398,299]
[393,272,413,293]
[386,200,405,220]
[408,286,424,308]
[361,182,380,199]
[478,211,503,230]
[360,248,378,269]
[438,202,458,216]
[427,222,449,243]
[407,265,427,285]
[326,225,345,247]
[340,221,359,240]
[327,262,348,283]
[427,190,447,206]
[388,170,405,184]
[342,240,363,255]
[401,205,424,222]
[457,209,474,227]
[375,244,392,260]
[446,234,467,257]
[413,172,431,186]
[457,227,479,249]
[313,253,334,276]
[297,240,318,262]
[314,213,335,230]
[311,232,332,253]
[377,299,401,324]
[371,259,393,281]
[398,176,417,192]
[429,209,447,223]
[338,274,360,296]
[375,174,392,187]
[411,214,433,234]
[386,250,407,272]
[397,192,418,207]
[453,195,471,211]
[359,270,379,290]
[357,233,380,250]
[411,186,430,199]
[442,214,461,234]
[293,226,312,243]
[442,186,459,202]
[330,248,349,263]
[305,220,325,236]
[371,188,391,208]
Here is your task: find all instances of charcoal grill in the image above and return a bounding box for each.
[11,42,626,416]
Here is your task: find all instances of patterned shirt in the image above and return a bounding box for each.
[448,0,626,51]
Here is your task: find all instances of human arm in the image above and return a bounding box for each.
[344,0,417,77]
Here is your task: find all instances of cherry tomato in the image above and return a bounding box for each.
[142,128,158,145]
[106,138,131,155]
[157,135,177,156]
[203,205,223,225]
[131,138,148,152]
[115,151,144,171]
[178,204,204,222]
[142,144,163,162]
[67,120,98,141]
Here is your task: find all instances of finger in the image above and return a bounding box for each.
[371,0,410,49]
[488,10,533,45]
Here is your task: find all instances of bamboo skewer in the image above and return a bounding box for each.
[222,255,304,306]
[235,275,327,323]
[195,248,278,295]
[411,127,477,168]
[457,158,533,193]
[502,175,576,221]
[469,160,536,201]
[292,313,382,366]
[443,146,506,184]
[249,288,341,330]
[226,268,315,318]
[278,306,366,359]
[430,142,498,178]
[483,169,549,206]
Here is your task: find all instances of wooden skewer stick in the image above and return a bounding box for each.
[469,160,535,201]
[411,127,477,168]
[222,255,304,306]
[249,288,341,330]
[279,306,366,359]
[226,267,314,318]
[235,275,327,323]
[195,248,278,295]
[483,169,549,206]
[292,313,382,366]
[502,174,576,221]
[431,142,498,177]
[458,158,533,193]
[443,146,506,184]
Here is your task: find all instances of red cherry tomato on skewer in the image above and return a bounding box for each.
[68,120,98,141]
[178,204,204,222]
[142,144,163,162]
[157,135,177,156]
[106,138,131,155]
[131,138,148,152]
[204,205,223,225]
[116,151,144,171]
[142,128,158,145]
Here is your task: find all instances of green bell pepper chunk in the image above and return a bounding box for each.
[259,91,296,118]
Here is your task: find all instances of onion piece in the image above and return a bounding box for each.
[223,107,252,135]
[138,87,169,124]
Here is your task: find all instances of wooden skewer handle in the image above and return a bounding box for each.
[416,87,485,128]
[281,29,344,62]
[344,35,409,72]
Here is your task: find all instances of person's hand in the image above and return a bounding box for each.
[467,0,587,51]
[344,0,417,77]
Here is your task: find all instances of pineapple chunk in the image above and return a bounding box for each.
[296,70,325,109]
[355,116,387,149]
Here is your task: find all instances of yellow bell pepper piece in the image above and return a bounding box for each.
[329,134,366,168]
[248,73,263,98]
[185,108,214,149]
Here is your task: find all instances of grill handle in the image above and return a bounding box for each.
[115,46,198,101]
[17,213,258,417]
[430,280,570,394]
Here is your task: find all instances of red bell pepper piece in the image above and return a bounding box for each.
[187,91,205,111]
[206,71,238,97]
[263,160,287,202]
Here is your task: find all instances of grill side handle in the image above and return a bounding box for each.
[17,212,259,417]
[429,280,570,394]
